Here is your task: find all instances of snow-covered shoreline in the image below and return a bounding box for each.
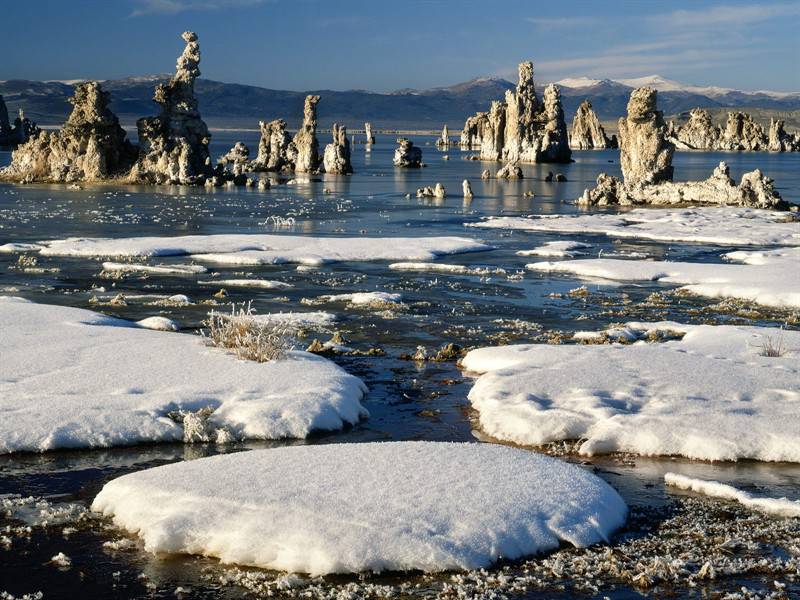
[0,297,367,453]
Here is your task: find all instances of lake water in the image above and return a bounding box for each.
[1,135,799,599]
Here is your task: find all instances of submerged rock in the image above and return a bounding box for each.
[0,82,136,183]
[570,100,614,149]
[496,162,523,179]
[417,183,446,198]
[130,31,213,185]
[579,88,789,209]
[291,95,320,173]
[322,123,352,174]
[461,61,571,164]
[393,138,422,168]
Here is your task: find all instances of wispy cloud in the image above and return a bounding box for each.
[526,16,601,30]
[516,2,799,85]
[130,0,266,17]
[655,1,800,28]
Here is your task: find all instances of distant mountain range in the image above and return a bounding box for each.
[2,73,799,131]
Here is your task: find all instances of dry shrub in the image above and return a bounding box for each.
[760,334,786,357]
[203,303,297,362]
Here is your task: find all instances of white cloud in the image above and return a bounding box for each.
[655,2,800,27]
[130,0,267,17]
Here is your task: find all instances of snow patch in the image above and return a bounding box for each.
[517,241,591,258]
[0,297,366,453]
[101,262,208,275]
[198,279,292,289]
[463,322,800,462]
[469,208,800,247]
[92,441,627,574]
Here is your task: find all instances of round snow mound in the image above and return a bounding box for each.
[92,441,627,575]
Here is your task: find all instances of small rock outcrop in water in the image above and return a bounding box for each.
[459,61,571,164]
[417,183,446,199]
[0,97,39,148]
[496,162,523,179]
[435,124,450,149]
[462,179,474,198]
[322,123,352,174]
[666,108,721,150]
[130,31,213,185]
[570,100,615,149]
[0,82,136,183]
[291,95,320,173]
[252,119,292,172]
[393,138,422,168]
[218,142,250,177]
[364,122,375,145]
[579,87,789,210]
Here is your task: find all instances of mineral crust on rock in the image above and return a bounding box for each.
[322,123,352,174]
[666,108,721,150]
[460,61,571,164]
[130,31,213,185]
[667,110,798,152]
[768,118,800,152]
[393,138,422,168]
[0,82,136,183]
[252,119,292,172]
[291,95,321,173]
[722,111,767,151]
[579,87,790,210]
[364,122,375,145]
[570,100,614,149]
[417,183,446,199]
[435,124,451,149]
[462,179,474,198]
[218,142,250,174]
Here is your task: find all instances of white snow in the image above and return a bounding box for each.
[31,234,492,265]
[0,297,367,453]
[198,279,292,289]
[665,473,800,518]
[388,262,506,276]
[248,311,336,328]
[320,292,402,305]
[101,262,208,275]
[136,316,180,331]
[468,208,800,247]
[0,243,44,253]
[528,247,800,308]
[91,441,627,574]
[516,241,591,258]
[462,321,800,462]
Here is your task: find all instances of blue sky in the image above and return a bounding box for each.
[2,0,799,91]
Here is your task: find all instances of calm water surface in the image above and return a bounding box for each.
[1,135,799,598]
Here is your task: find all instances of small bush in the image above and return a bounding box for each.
[203,303,297,362]
[760,334,786,357]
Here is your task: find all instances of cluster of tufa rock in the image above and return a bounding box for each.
[666,108,800,152]
[1,31,353,185]
[459,61,571,164]
[435,124,451,149]
[0,81,137,183]
[0,97,39,148]
[393,138,423,168]
[579,87,790,209]
[569,100,617,150]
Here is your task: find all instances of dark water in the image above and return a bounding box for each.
[1,136,799,598]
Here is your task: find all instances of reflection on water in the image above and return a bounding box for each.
[1,136,799,598]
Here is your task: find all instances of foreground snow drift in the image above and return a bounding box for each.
[24,234,492,265]
[92,441,627,574]
[462,322,800,462]
[529,247,800,308]
[665,473,800,518]
[0,297,367,453]
[468,207,800,246]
